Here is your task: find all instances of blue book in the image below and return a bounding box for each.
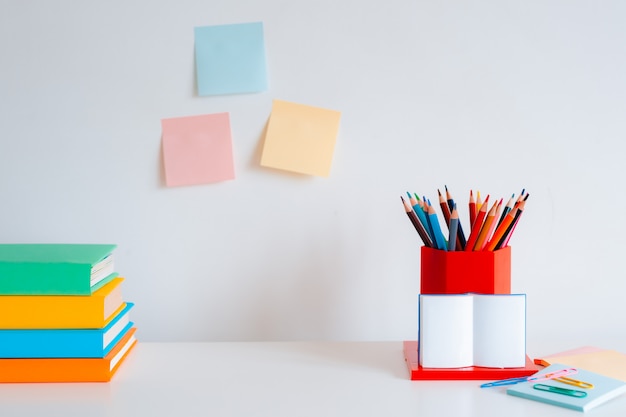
[507,363,626,412]
[0,303,133,358]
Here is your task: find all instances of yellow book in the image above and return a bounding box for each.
[0,277,125,329]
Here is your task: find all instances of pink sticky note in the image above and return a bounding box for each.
[161,113,235,187]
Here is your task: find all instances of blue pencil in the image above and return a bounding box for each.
[427,200,447,251]
[409,194,436,244]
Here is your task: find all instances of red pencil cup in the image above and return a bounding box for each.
[419,246,511,294]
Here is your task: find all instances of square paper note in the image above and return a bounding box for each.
[161,113,235,187]
[194,22,268,96]
[260,99,341,177]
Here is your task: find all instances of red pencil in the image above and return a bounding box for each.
[438,189,452,226]
[465,195,490,251]
[469,190,477,227]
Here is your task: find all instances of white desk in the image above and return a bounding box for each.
[1,342,625,417]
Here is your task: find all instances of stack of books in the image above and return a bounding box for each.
[0,244,137,383]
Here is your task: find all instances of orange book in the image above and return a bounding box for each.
[0,327,137,383]
[0,277,125,329]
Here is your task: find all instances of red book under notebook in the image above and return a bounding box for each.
[403,341,540,381]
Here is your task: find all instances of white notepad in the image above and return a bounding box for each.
[418,293,526,368]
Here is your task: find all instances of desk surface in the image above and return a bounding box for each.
[1,342,625,417]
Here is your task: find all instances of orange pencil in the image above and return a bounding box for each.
[465,195,489,251]
[473,198,501,251]
[469,190,477,227]
[484,207,518,251]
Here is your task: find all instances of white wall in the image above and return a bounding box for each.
[2,0,625,352]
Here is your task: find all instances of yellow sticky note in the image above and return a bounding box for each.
[260,99,341,177]
[542,350,626,382]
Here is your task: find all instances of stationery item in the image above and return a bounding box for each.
[426,202,447,251]
[447,205,459,251]
[403,341,540,380]
[475,191,483,215]
[0,327,137,383]
[403,188,527,252]
[401,196,433,247]
[464,195,490,251]
[418,293,526,368]
[409,193,434,243]
[0,303,134,358]
[484,207,517,251]
[469,190,477,227]
[420,245,511,294]
[500,195,529,248]
[556,376,594,389]
[0,244,117,295]
[473,198,500,251]
[0,277,125,329]
[533,384,587,398]
[498,194,515,227]
[161,113,236,187]
[437,189,452,225]
[480,367,578,388]
[260,99,341,177]
[507,363,626,412]
[445,186,466,249]
[535,348,626,382]
[194,22,268,96]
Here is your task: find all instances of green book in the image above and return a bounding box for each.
[0,244,117,295]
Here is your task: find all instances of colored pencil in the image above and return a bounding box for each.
[465,195,490,251]
[409,193,435,243]
[473,198,501,251]
[499,194,529,249]
[427,201,448,251]
[497,194,515,227]
[401,196,433,247]
[400,188,528,252]
[469,190,477,227]
[484,207,518,251]
[438,189,452,226]
[448,205,459,251]
[445,186,466,250]
[475,191,483,214]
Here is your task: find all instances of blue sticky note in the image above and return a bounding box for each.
[194,22,268,96]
